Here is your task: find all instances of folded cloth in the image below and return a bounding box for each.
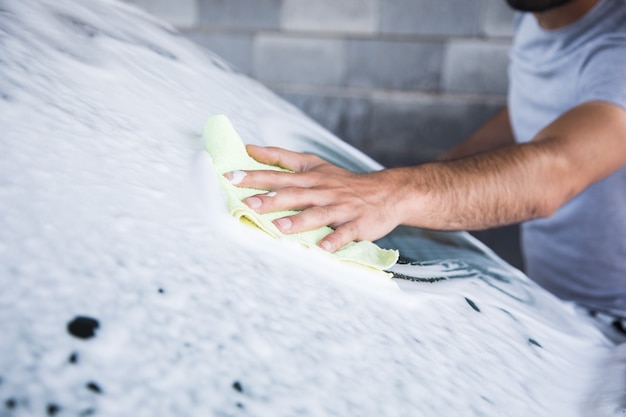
[203,114,399,273]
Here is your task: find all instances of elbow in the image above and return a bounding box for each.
[525,198,556,220]
[534,200,559,219]
[532,187,579,220]
[529,144,585,220]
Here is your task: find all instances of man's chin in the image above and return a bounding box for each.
[505,0,576,12]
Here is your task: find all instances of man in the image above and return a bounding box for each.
[226,0,626,340]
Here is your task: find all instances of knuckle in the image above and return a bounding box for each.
[301,170,325,185]
[285,186,306,197]
[334,223,358,243]
[289,212,313,232]
[318,206,339,225]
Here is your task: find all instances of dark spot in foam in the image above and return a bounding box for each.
[613,320,626,335]
[158,288,164,294]
[5,398,16,409]
[80,409,96,416]
[480,395,493,404]
[208,56,237,73]
[147,44,177,60]
[465,297,480,312]
[528,338,542,348]
[56,14,99,38]
[67,316,100,339]
[47,403,60,416]
[232,381,243,393]
[86,382,102,394]
[236,402,244,409]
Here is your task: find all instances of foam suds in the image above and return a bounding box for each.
[0,0,619,416]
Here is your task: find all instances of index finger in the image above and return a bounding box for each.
[246,145,324,173]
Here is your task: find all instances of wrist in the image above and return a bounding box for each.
[380,166,430,229]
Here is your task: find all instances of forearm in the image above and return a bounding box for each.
[439,107,516,161]
[395,140,569,231]
[237,101,626,252]
[392,101,626,232]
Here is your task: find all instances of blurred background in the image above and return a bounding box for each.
[121,0,523,270]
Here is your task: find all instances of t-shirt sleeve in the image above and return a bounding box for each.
[578,37,626,111]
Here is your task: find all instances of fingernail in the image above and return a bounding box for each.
[274,217,292,231]
[266,191,277,197]
[225,170,246,185]
[319,240,332,252]
[245,196,262,209]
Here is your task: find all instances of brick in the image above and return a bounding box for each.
[442,40,511,95]
[281,0,379,34]
[368,93,505,166]
[182,31,253,74]
[483,1,515,37]
[122,0,197,27]
[198,0,282,30]
[381,0,481,36]
[347,39,443,92]
[253,35,346,86]
[277,90,372,151]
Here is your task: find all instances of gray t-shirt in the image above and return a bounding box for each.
[508,0,626,316]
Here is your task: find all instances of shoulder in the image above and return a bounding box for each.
[576,1,626,109]
[578,37,626,110]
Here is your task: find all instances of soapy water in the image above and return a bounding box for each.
[0,0,623,416]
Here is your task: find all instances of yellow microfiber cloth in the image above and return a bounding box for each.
[203,114,399,274]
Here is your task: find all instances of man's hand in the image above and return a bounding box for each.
[224,145,405,253]
[224,100,626,253]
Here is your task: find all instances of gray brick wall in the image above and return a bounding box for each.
[123,0,514,165]
[122,0,523,269]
